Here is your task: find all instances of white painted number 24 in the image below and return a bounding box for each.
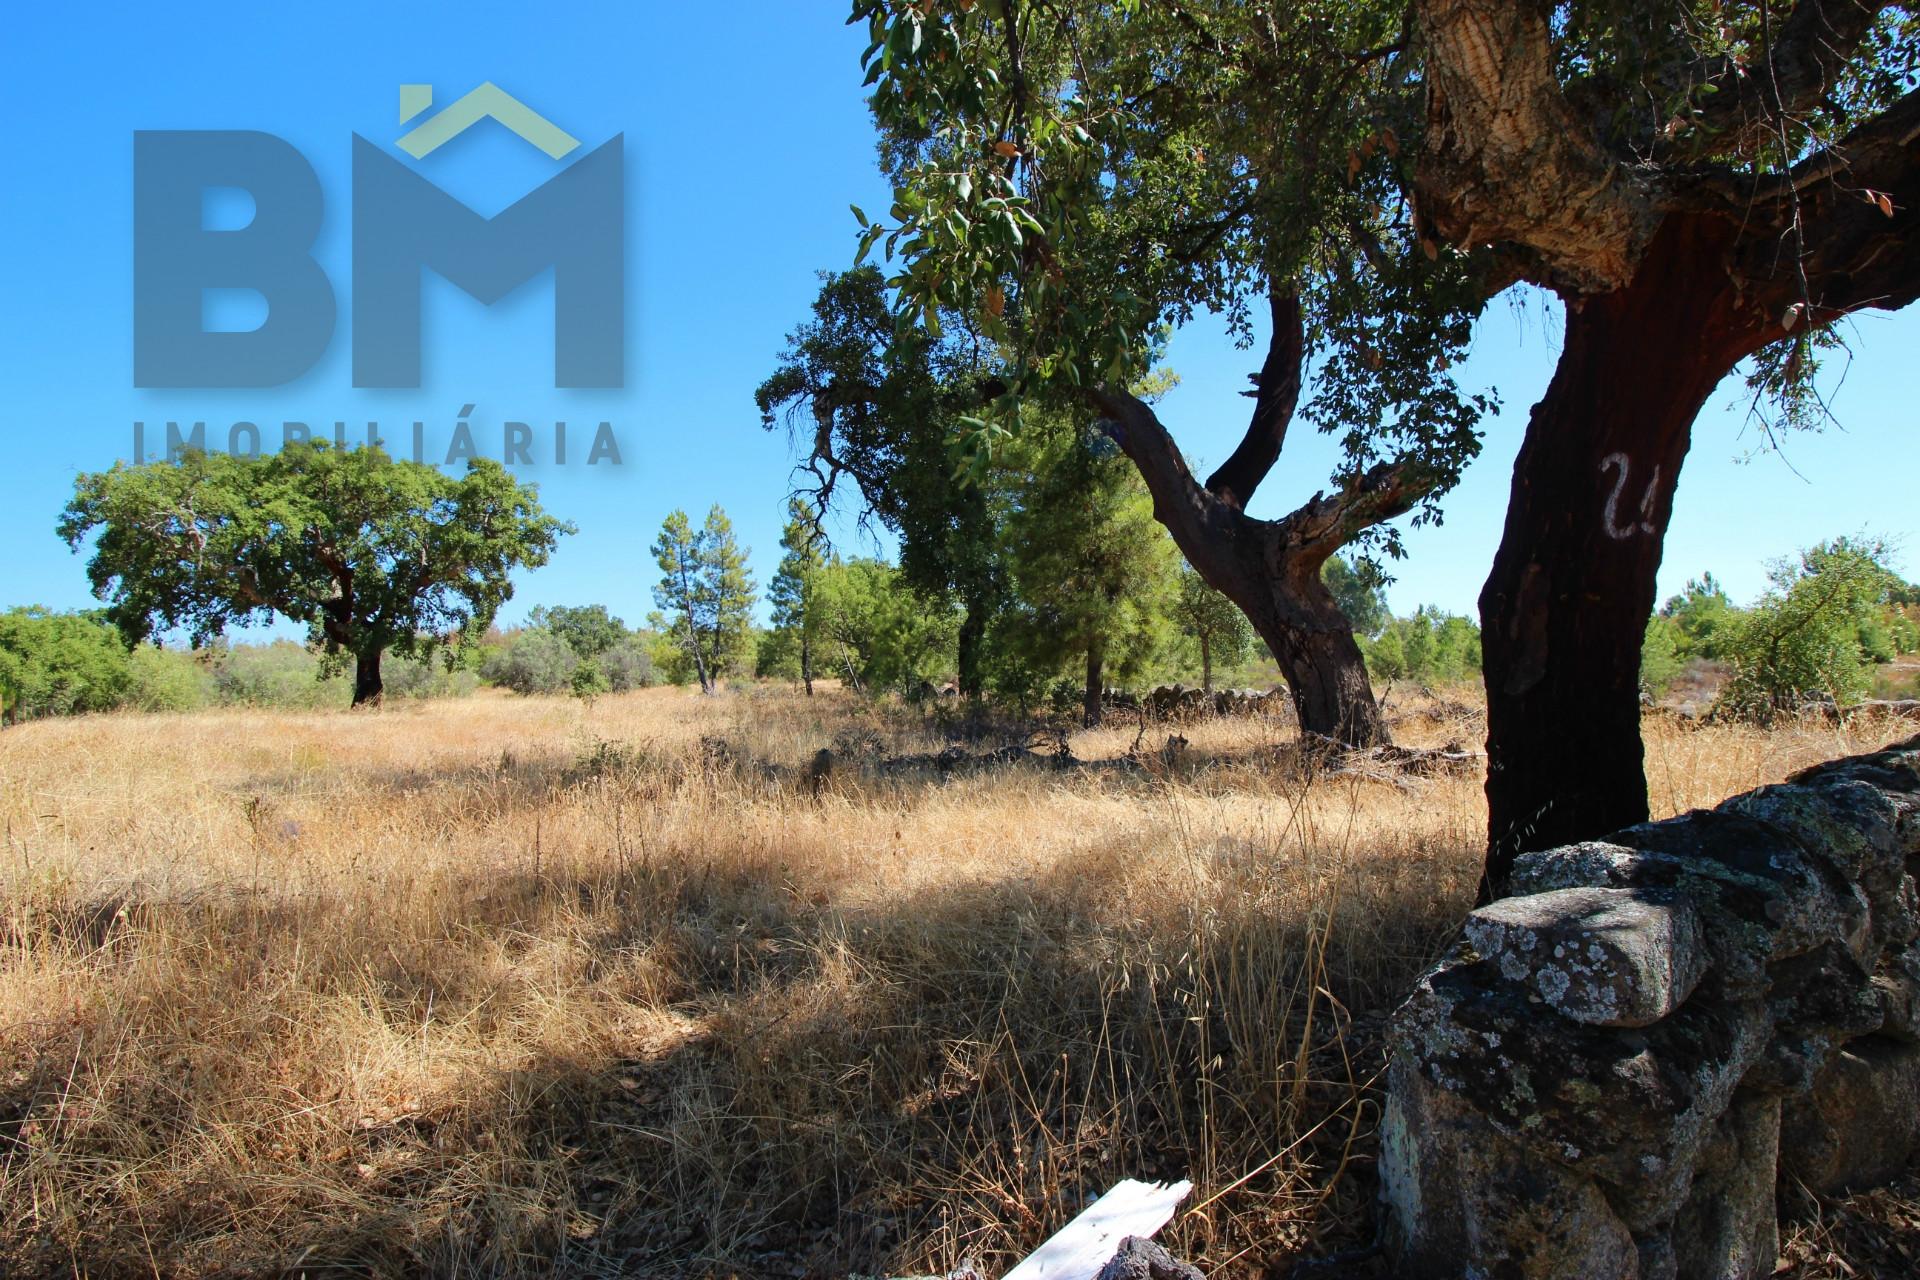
[1600,452,1660,540]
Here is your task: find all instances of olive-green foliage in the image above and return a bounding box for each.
[381,654,480,701]
[0,607,133,723]
[988,428,1180,704]
[1362,608,1482,687]
[210,640,347,708]
[1171,568,1253,692]
[487,605,657,698]
[651,507,757,694]
[59,442,571,687]
[815,556,960,695]
[570,660,610,705]
[125,645,216,712]
[529,604,628,660]
[0,613,485,722]
[597,638,657,693]
[482,629,581,696]
[1719,538,1918,719]
[201,640,475,708]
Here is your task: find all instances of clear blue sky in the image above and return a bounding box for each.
[2,2,1913,636]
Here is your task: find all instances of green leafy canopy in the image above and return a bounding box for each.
[58,442,572,668]
[848,0,1499,539]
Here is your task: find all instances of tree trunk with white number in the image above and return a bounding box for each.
[1415,0,1920,894]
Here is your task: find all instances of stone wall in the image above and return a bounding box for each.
[1380,733,1920,1279]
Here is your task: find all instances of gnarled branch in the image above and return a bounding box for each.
[1414,0,1660,292]
[1679,0,1898,161]
[1204,289,1305,510]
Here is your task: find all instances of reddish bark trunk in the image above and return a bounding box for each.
[1257,566,1390,747]
[351,648,385,708]
[1478,218,1762,896]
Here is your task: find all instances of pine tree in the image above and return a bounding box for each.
[997,429,1179,727]
[651,505,756,695]
[768,498,828,695]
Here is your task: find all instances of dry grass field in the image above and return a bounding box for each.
[2,686,1916,1278]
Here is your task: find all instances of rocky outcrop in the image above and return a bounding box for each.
[1094,1237,1205,1280]
[1381,733,1920,1279]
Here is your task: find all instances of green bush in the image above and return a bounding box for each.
[481,628,580,695]
[212,640,346,708]
[1656,575,1738,661]
[1640,616,1687,698]
[598,637,656,691]
[0,607,134,723]
[382,655,480,701]
[126,645,214,712]
[570,659,610,704]
[1717,538,1912,720]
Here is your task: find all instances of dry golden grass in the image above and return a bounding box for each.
[1,686,1914,1277]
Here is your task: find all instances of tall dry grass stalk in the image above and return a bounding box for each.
[2,687,1912,1276]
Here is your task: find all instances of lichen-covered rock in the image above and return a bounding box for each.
[1380,1049,1639,1280]
[1381,734,1920,1280]
[1667,1088,1781,1280]
[1779,1034,1920,1195]
[1788,741,1920,817]
[1464,885,1708,1027]
[1092,1237,1204,1280]
[1871,942,1920,1044]
[1724,780,1918,954]
[1390,949,1768,1230]
[1511,818,1865,995]
[1608,811,1871,966]
[1748,941,1886,1095]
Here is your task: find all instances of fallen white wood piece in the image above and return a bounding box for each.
[999,1178,1193,1280]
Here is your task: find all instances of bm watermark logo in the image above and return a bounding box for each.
[131,84,625,466]
[135,83,624,390]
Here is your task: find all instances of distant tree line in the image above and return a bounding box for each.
[18,431,1911,731]
[0,611,480,723]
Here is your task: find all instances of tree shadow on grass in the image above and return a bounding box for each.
[1,823,1477,1278]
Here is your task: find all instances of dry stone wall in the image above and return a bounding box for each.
[1381,733,1920,1279]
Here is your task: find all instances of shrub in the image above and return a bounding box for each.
[0,607,134,723]
[382,655,480,701]
[1717,539,1911,720]
[1640,616,1687,698]
[570,659,610,705]
[599,637,655,692]
[480,628,579,695]
[212,640,346,708]
[1657,575,1739,661]
[126,645,214,712]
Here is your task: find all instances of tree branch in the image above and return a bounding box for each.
[1680,0,1897,160]
[1414,0,1660,292]
[1204,288,1305,510]
[1091,383,1251,569]
[1732,87,1920,323]
[1272,460,1431,566]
